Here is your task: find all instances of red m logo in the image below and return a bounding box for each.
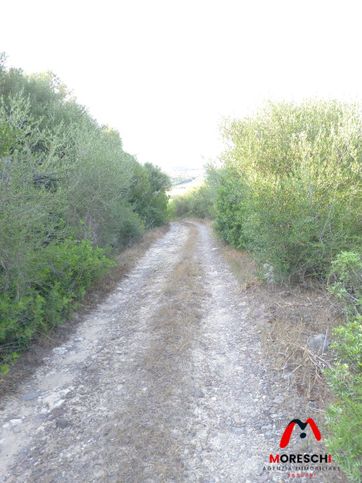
[279,418,322,448]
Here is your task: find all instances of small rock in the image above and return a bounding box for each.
[229,426,244,435]
[3,419,22,429]
[56,418,71,429]
[193,389,205,398]
[53,347,68,355]
[307,334,329,354]
[22,390,41,401]
[263,263,275,283]
[9,418,22,426]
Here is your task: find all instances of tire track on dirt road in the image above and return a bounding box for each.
[1,222,281,482]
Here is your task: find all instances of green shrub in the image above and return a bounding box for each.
[214,167,250,248]
[216,101,362,281]
[170,195,192,218]
[213,102,362,478]
[172,184,214,219]
[328,251,362,316]
[35,239,113,303]
[325,252,362,481]
[0,56,169,370]
[0,239,112,368]
[325,318,362,482]
[128,162,170,228]
[116,207,144,247]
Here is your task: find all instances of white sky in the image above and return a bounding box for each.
[1,0,362,171]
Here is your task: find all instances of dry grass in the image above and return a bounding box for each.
[258,288,340,401]
[113,223,205,481]
[218,239,343,405]
[221,245,260,290]
[141,222,204,381]
[148,222,204,354]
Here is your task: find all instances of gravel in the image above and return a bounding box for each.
[0,222,344,482]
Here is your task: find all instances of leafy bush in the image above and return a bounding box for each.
[0,240,112,372]
[128,162,170,228]
[172,184,215,219]
[0,54,169,369]
[116,207,145,247]
[213,102,362,479]
[325,251,362,481]
[214,167,250,248]
[216,101,362,281]
[325,318,362,482]
[328,251,362,316]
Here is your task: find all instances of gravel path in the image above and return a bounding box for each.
[0,222,327,482]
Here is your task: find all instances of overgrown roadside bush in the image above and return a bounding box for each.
[210,101,362,480]
[214,166,250,248]
[325,318,362,481]
[325,252,362,481]
[171,184,214,219]
[0,240,112,374]
[328,251,362,317]
[216,101,362,281]
[0,54,170,370]
[170,167,220,219]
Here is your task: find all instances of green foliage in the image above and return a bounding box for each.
[0,56,169,366]
[171,184,214,219]
[171,167,220,220]
[214,166,250,248]
[129,163,170,227]
[325,252,362,481]
[325,318,362,482]
[116,206,145,247]
[0,240,112,362]
[215,101,362,281]
[212,102,362,479]
[328,251,362,316]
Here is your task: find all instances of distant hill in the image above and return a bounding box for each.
[166,166,205,197]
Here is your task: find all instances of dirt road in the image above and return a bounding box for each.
[0,222,314,482]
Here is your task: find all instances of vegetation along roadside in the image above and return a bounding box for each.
[0,54,170,375]
[173,101,362,481]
